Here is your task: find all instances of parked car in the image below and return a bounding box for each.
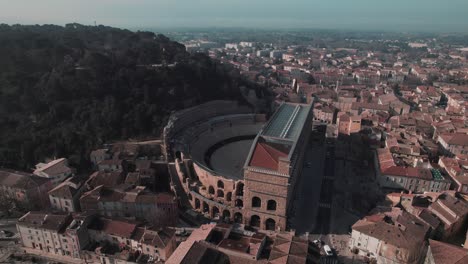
[0,230,13,238]
[323,245,334,256]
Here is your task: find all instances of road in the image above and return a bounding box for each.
[291,140,325,233]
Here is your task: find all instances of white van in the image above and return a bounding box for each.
[323,245,334,256]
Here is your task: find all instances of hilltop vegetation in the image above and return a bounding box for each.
[0,23,249,170]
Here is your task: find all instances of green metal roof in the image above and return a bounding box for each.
[262,103,311,141]
[431,169,444,181]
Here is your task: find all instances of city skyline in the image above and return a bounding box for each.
[1,0,468,33]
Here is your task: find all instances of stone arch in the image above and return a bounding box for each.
[175,151,182,160]
[226,192,232,202]
[222,210,231,221]
[267,200,277,211]
[236,182,244,196]
[235,199,243,208]
[208,186,215,195]
[188,193,193,201]
[195,198,200,209]
[265,218,276,231]
[234,212,243,223]
[217,189,224,198]
[202,201,209,213]
[250,215,260,227]
[217,180,224,189]
[252,196,261,208]
[212,206,220,218]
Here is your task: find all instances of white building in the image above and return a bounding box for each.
[33,158,73,186]
[48,177,85,213]
[225,43,238,50]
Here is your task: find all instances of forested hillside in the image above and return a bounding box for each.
[0,23,249,171]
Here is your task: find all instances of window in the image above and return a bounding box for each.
[65,201,69,206]
[267,200,277,211]
[62,239,67,243]
[252,197,261,208]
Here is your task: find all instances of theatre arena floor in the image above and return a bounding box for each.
[208,139,254,180]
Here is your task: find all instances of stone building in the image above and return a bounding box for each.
[243,102,313,231]
[33,158,73,186]
[350,210,429,264]
[0,170,52,210]
[48,177,86,213]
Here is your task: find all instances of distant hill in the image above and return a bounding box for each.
[0,23,250,171]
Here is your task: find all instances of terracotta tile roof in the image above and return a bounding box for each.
[133,227,175,248]
[269,232,308,264]
[166,224,216,264]
[0,170,50,189]
[89,217,138,239]
[86,171,124,189]
[48,178,82,199]
[428,239,468,264]
[352,212,428,250]
[34,158,71,176]
[429,194,468,227]
[17,212,71,233]
[249,142,288,170]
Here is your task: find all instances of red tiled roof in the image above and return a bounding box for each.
[428,239,468,264]
[98,218,137,239]
[249,142,288,170]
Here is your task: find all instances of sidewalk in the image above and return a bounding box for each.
[22,247,84,264]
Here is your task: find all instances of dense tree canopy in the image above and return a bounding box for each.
[0,24,248,171]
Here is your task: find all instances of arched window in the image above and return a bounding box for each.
[208,186,215,195]
[236,182,244,196]
[195,199,200,209]
[188,193,193,201]
[252,197,261,208]
[217,189,224,198]
[235,199,243,208]
[234,212,243,223]
[202,202,209,213]
[217,180,224,189]
[250,215,260,227]
[212,206,220,218]
[265,218,276,231]
[223,210,231,221]
[226,192,232,202]
[267,200,277,211]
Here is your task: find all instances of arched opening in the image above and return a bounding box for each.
[208,186,215,195]
[175,151,182,160]
[195,198,200,209]
[234,212,243,223]
[236,182,244,196]
[212,206,220,218]
[235,199,243,208]
[203,202,209,213]
[226,192,232,202]
[217,189,224,198]
[252,197,261,208]
[223,210,231,221]
[267,200,277,211]
[250,215,260,227]
[188,193,193,201]
[217,180,224,189]
[265,218,276,231]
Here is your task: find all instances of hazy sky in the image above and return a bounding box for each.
[1,0,467,32]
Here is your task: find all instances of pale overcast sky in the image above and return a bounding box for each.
[0,0,467,32]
